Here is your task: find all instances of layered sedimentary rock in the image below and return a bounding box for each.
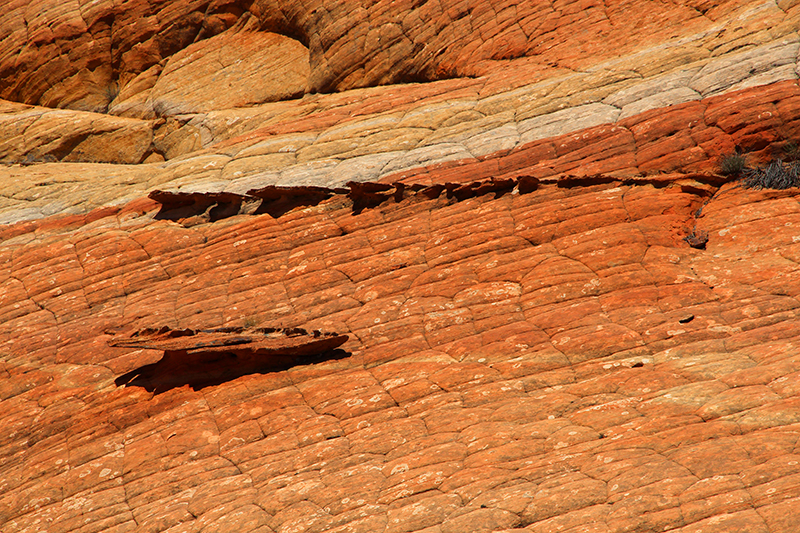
[1,0,800,532]
[3,75,800,221]
[2,173,800,532]
[2,22,800,190]
[4,0,793,113]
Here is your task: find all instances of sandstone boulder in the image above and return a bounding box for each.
[140,25,310,118]
[0,101,154,164]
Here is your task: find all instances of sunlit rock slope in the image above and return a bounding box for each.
[1,0,800,532]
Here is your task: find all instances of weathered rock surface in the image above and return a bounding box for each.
[1,0,799,118]
[110,326,349,392]
[5,0,794,111]
[108,326,348,356]
[138,25,310,118]
[1,172,800,533]
[2,0,800,532]
[2,24,800,198]
[2,76,800,217]
[0,100,155,165]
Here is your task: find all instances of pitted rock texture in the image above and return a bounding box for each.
[1,175,800,533]
[3,0,800,531]
[3,0,796,112]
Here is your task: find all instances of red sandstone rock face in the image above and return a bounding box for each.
[2,0,800,531]
[1,173,800,532]
[1,0,795,112]
[1,0,798,169]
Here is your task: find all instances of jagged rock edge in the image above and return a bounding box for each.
[149,172,728,223]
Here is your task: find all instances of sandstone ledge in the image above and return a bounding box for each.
[2,78,799,226]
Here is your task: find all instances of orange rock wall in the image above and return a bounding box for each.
[1,174,800,532]
[1,0,790,111]
[2,0,800,531]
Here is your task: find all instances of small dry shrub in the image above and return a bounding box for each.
[718,152,747,176]
[742,159,800,190]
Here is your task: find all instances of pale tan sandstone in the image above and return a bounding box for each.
[143,25,310,117]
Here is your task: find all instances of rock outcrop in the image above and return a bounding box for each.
[2,172,800,532]
[6,0,792,113]
[2,24,799,180]
[2,0,799,119]
[1,0,800,532]
[110,326,349,392]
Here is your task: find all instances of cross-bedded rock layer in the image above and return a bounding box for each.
[2,77,800,225]
[1,0,799,171]
[3,0,794,113]
[2,0,800,531]
[1,172,799,533]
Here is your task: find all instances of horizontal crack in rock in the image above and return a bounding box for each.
[149,172,726,224]
[110,326,349,393]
